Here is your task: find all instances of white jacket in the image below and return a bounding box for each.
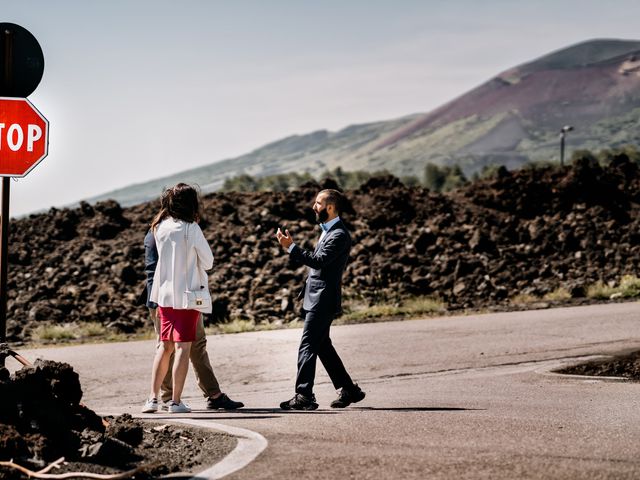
[149,217,214,313]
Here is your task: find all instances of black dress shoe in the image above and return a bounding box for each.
[280,393,319,410]
[207,393,244,410]
[330,384,366,408]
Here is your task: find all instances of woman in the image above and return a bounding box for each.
[142,183,213,413]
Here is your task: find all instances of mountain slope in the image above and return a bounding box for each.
[86,116,416,206]
[367,38,640,172]
[88,38,640,207]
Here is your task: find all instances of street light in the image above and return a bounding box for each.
[559,125,573,166]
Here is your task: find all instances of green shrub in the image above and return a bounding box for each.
[618,275,640,297]
[424,163,468,192]
[221,168,397,193]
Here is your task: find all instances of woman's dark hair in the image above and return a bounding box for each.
[151,183,201,230]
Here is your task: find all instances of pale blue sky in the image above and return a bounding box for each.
[2,1,640,215]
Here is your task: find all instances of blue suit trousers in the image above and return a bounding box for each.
[295,309,353,397]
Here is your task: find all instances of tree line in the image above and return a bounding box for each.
[220,145,640,193]
[221,168,406,192]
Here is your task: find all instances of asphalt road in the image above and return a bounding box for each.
[13,302,640,479]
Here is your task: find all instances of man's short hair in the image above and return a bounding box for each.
[319,189,346,215]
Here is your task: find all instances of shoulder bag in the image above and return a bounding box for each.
[182,223,212,311]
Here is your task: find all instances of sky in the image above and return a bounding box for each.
[1,0,640,216]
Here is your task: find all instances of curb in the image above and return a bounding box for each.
[174,419,267,479]
[128,412,268,479]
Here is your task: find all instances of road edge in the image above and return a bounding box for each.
[170,419,267,479]
[534,355,631,383]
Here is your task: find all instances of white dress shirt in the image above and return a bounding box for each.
[319,216,341,242]
[149,217,214,313]
[287,216,341,253]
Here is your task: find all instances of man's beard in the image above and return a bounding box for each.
[316,208,329,224]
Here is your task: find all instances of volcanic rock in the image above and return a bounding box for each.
[3,157,640,342]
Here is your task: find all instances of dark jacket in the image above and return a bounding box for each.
[290,219,351,316]
[143,229,158,308]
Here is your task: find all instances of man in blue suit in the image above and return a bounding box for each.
[276,189,365,410]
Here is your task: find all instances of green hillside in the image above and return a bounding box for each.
[86,116,416,206]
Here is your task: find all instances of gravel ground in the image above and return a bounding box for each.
[558,349,640,380]
[56,421,236,479]
[0,419,236,479]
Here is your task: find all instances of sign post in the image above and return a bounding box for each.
[0,177,7,346]
[0,23,46,367]
[0,97,49,347]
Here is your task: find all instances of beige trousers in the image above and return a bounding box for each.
[150,308,222,403]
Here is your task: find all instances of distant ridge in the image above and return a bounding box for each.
[84,116,416,207]
[86,38,640,208]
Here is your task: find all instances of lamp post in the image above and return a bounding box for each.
[559,125,573,166]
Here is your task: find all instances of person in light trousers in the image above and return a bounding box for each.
[142,183,243,413]
[143,229,244,411]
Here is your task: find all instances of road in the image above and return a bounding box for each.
[13,302,640,479]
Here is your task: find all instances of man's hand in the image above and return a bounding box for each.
[276,227,294,249]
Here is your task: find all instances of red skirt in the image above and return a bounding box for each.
[157,307,199,342]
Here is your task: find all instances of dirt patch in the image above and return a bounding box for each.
[0,360,236,479]
[557,350,640,380]
[34,421,237,479]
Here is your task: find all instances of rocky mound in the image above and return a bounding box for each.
[5,155,640,342]
[0,359,235,478]
[0,360,141,475]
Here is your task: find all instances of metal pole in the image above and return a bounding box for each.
[0,27,14,350]
[560,133,565,167]
[0,178,9,344]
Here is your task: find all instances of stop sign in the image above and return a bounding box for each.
[0,97,49,177]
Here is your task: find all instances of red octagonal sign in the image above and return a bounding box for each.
[0,97,49,177]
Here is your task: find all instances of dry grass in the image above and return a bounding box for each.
[587,281,616,299]
[31,323,78,342]
[206,296,447,334]
[543,287,571,301]
[29,322,147,345]
[587,275,640,299]
[30,322,136,344]
[509,293,538,305]
[338,296,446,324]
[27,278,640,345]
[206,318,303,335]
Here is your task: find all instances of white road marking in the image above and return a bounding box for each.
[173,419,268,479]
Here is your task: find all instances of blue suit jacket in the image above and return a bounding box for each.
[290,220,351,317]
[143,229,158,308]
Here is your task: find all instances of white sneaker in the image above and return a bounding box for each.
[168,401,191,413]
[141,398,158,413]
